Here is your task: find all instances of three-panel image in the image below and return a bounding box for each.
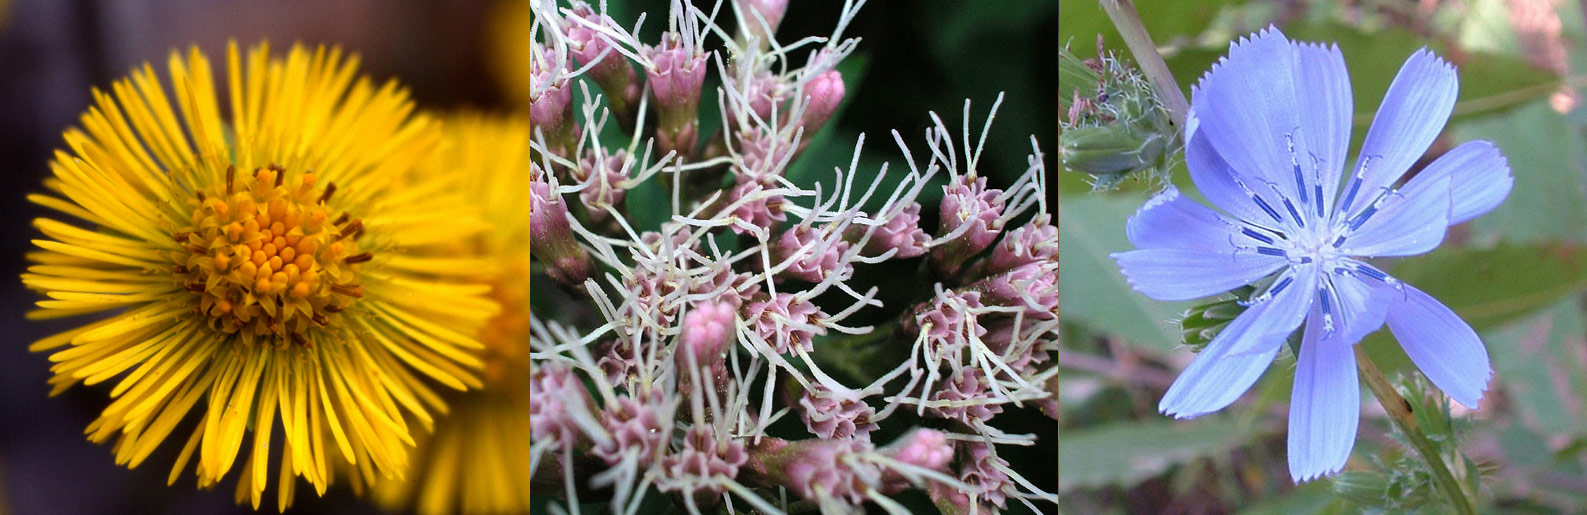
[6,0,1568,513]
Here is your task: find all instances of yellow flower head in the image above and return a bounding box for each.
[373,113,535,515]
[22,42,498,510]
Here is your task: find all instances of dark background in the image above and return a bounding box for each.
[0,1,1056,513]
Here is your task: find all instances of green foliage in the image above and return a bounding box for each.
[1058,416,1254,492]
[1058,193,1187,352]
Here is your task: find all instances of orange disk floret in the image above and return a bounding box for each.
[173,164,367,347]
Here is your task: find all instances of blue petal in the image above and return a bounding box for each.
[1186,114,1277,225]
[1385,283,1491,409]
[1339,175,1451,257]
[1288,311,1361,483]
[1398,140,1514,225]
[1343,49,1458,218]
[1292,42,1353,212]
[1127,186,1241,253]
[1112,248,1288,302]
[1320,268,1392,346]
[1192,27,1309,205]
[1160,264,1317,418]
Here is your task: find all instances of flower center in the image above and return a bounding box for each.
[172,165,368,347]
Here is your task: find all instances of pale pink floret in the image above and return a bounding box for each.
[933,173,1009,253]
[593,396,670,468]
[782,439,880,506]
[529,362,588,446]
[744,292,824,354]
[987,215,1057,274]
[774,225,851,283]
[659,426,749,496]
[798,384,877,440]
[860,202,930,258]
[928,368,1004,425]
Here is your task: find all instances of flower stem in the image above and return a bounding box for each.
[1353,345,1477,515]
[1098,0,1191,130]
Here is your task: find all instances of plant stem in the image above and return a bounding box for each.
[1099,0,1191,130]
[1353,345,1477,515]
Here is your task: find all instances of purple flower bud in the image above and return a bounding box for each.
[858,202,930,258]
[798,384,877,440]
[577,150,629,223]
[645,33,708,158]
[530,362,591,446]
[745,292,824,354]
[593,395,670,468]
[739,71,785,124]
[928,368,1003,425]
[799,70,845,136]
[987,214,1056,275]
[773,225,851,283]
[932,175,1006,275]
[531,172,594,286]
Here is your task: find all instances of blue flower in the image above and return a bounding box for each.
[1110,27,1514,482]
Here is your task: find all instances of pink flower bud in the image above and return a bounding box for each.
[798,384,877,440]
[891,429,953,471]
[645,33,708,157]
[799,70,845,136]
[531,173,593,285]
[680,300,736,365]
[736,0,788,43]
[567,3,642,128]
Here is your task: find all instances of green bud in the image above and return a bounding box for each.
[1059,40,1179,190]
[1178,285,1256,352]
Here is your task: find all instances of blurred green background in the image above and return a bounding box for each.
[1060,0,1587,512]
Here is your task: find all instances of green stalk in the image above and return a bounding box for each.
[1353,346,1477,515]
[1098,0,1191,131]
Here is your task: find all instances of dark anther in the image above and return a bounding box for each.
[331,284,365,298]
[319,182,337,204]
[312,313,329,326]
[173,265,190,274]
[292,333,311,347]
[184,281,204,292]
[345,252,373,264]
[333,213,350,226]
[324,304,343,313]
[226,165,236,195]
[336,220,363,241]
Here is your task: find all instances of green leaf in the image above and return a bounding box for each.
[1059,416,1253,492]
[1058,193,1187,353]
[1453,101,1587,244]
[1487,299,1587,438]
